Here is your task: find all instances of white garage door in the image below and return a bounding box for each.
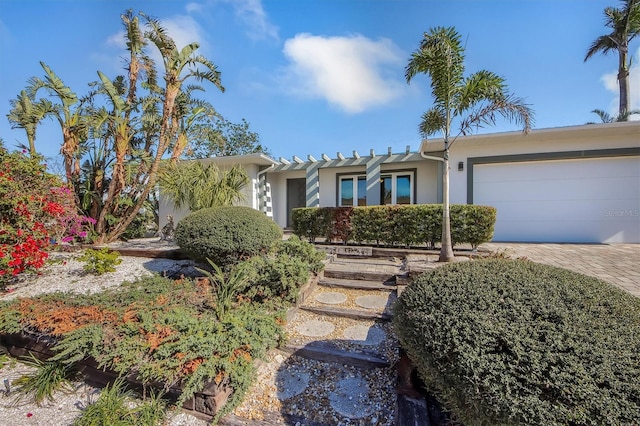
[473,156,640,243]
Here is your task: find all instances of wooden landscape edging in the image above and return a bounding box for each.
[0,331,230,419]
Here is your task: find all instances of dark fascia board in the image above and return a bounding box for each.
[466,147,640,204]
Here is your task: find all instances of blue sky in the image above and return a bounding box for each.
[0,0,638,165]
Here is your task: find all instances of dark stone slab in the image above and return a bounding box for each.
[319,277,396,290]
[284,342,389,369]
[300,305,393,321]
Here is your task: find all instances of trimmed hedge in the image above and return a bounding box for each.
[292,204,496,248]
[175,206,282,266]
[393,259,640,426]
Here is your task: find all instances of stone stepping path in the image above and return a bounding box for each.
[233,253,404,425]
[308,286,395,312]
[315,291,347,305]
[232,351,396,424]
[286,310,397,364]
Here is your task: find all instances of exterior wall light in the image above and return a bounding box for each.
[458,161,464,171]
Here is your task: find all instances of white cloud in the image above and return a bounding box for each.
[600,46,640,119]
[161,15,208,52]
[282,33,405,114]
[221,0,278,41]
[185,2,203,13]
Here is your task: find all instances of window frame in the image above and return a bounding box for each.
[336,168,416,207]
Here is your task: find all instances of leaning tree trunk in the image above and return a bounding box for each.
[439,145,455,262]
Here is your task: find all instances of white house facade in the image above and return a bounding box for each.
[160,122,640,244]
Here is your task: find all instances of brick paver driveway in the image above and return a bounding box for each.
[481,243,640,297]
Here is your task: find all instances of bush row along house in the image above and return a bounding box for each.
[159,121,640,244]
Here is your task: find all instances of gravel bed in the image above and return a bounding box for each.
[306,286,396,315]
[233,349,396,425]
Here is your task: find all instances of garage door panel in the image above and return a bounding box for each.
[473,157,640,243]
[475,176,638,202]
[488,198,636,222]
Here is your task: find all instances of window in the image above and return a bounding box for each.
[339,172,413,206]
[340,176,367,206]
[381,173,413,205]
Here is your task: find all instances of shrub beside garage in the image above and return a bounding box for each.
[393,259,640,425]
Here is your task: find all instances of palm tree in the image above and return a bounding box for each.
[406,27,533,262]
[588,108,640,123]
[6,90,54,156]
[27,62,88,183]
[585,0,640,117]
[101,13,225,242]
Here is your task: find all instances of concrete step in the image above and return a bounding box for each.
[319,277,397,290]
[286,311,397,369]
[302,285,396,319]
[300,305,393,322]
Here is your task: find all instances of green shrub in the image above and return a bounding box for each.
[291,207,332,242]
[242,254,309,305]
[351,206,390,246]
[239,236,325,305]
[295,204,496,248]
[393,259,640,426]
[175,206,282,266]
[274,235,326,274]
[79,248,122,275]
[450,205,497,249]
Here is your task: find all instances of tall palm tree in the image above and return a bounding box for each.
[27,62,88,183]
[102,13,225,242]
[6,90,54,156]
[406,27,533,262]
[585,0,640,117]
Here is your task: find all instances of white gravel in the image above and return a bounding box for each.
[0,250,208,426]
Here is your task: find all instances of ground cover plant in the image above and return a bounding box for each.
[393,259,640,425]
[0,237,324,422]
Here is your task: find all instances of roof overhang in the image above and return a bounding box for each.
[198,153,278,167]
[419,121,640,154]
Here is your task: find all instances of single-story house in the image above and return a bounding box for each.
[159,121,640,243]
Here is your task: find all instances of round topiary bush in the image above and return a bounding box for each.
[393,259,640,426]
[175,206,282,266]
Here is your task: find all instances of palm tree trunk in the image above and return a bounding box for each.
[618,50,630,116]
[439,146,455,262]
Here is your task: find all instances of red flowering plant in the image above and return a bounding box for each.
[0,149,92,288]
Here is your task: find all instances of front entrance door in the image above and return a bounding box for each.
[286,178,306,228]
